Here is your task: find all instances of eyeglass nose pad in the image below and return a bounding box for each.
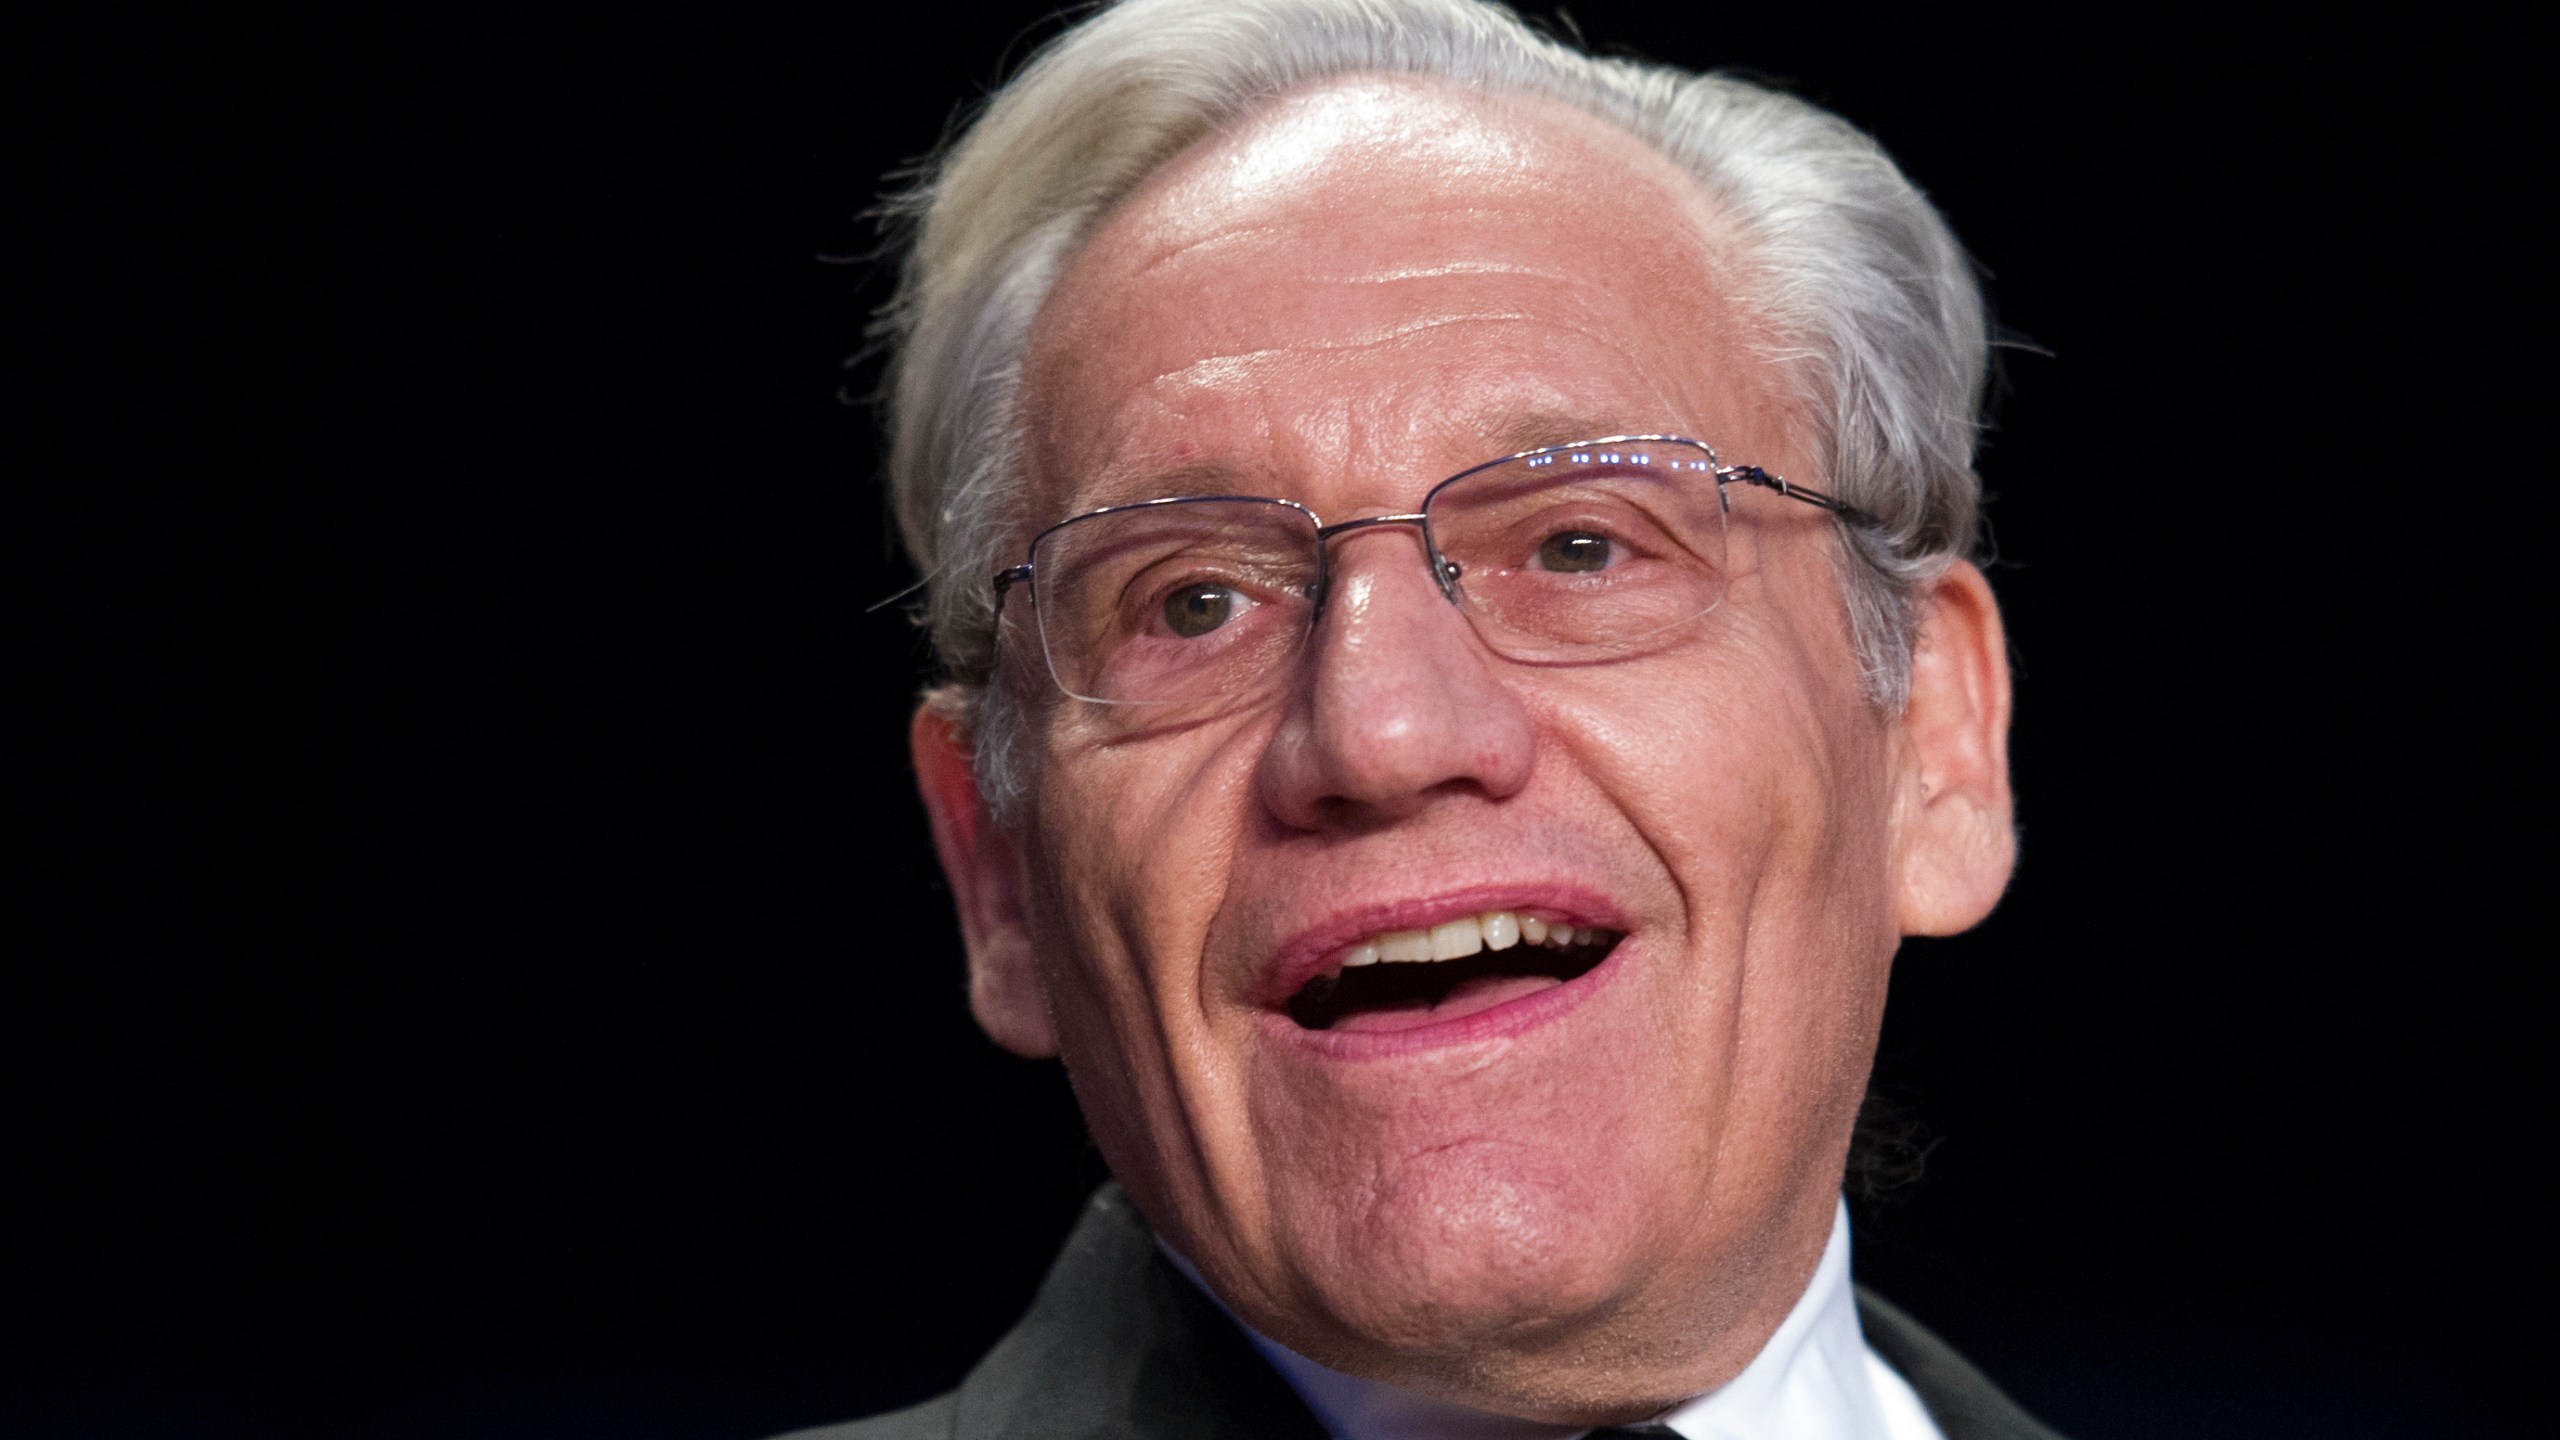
[1431,553,1464,604]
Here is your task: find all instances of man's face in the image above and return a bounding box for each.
[923,78,2009,1417]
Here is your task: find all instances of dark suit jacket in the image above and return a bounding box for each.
[780,1186,2064,1440]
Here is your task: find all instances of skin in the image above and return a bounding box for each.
[912,77,2016,1424]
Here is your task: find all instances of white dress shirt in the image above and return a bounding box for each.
[1166,1199,1943,1440]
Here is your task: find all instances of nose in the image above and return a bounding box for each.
[1256,523,1537,829]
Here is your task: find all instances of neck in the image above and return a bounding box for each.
[1163,1195,1850,1428]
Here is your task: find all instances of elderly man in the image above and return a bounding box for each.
[801,0,2043,1435]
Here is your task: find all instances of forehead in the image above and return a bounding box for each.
[1021,77,1793,514]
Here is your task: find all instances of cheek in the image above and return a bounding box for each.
[1685,585,1899,1106]
[1551,631,1895,1197]
[1546,586,1897,1004]
[1021,716,1280,1231]
[1023,710,1272,1039]
[1543,647,1802,909]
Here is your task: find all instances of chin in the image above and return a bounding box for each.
[1272,1154,1656,1371]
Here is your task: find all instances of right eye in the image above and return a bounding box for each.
[1161,583,1241,637]
[1535,529,1616,573]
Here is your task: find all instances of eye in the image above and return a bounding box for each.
[1162,583,1240,637]
[1536,530,1615,573]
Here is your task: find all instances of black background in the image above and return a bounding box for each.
[17,4,2540,1437]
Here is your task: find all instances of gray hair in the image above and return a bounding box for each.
[876,0,1988,814]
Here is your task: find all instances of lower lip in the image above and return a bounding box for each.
[1261,943,1626,1060]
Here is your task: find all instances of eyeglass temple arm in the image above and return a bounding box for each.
[1719,465,1882,529]
[993,563,1033,599]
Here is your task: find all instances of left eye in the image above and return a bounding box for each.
[1161,583,1241,637]
[1536,530,1615,573]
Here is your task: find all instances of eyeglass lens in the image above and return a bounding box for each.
[1026,439,1732,707]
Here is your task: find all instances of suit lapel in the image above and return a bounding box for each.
[1855,1288,2068,1440]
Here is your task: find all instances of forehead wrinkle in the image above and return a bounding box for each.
[1134,311,1544,391]
[1324,259,1585,285]
[1113,210,1610,290]
[1131,302,1705,401]
[1024,80,1787,556]
[1056,300,1726,500]
[1065,327,1698,508]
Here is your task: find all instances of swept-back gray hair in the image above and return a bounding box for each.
[877,0,1987,814]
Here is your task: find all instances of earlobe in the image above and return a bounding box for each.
[912,701,1060,1058]
[1891,560,2018,937]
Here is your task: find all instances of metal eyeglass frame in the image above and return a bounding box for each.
[989,435,1878,674]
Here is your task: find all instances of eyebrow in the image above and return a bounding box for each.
[1064,410,1660,513]
[1067,460,1250,513]
[1474,410,1646,462]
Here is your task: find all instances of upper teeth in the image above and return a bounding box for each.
[1340,910,1584,968]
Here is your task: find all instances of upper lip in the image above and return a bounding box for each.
[1254,879,1630,1008]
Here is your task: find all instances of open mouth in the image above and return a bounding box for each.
[1285,910,1622,1032]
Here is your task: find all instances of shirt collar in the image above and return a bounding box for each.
[1162,1199,1905,1440]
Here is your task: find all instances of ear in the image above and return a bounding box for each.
[912,702,1059,1057]
[1890,559,2018,936]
